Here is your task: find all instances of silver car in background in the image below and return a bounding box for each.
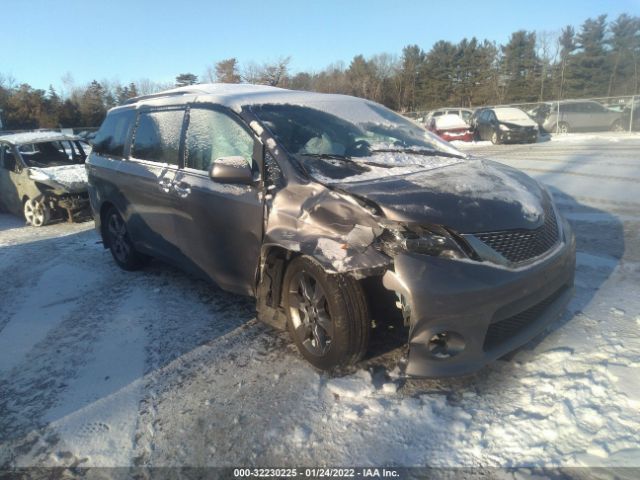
[541,100,624,133]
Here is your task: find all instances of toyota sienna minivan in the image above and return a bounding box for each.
[86,84,576,377]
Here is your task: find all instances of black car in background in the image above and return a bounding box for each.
[473,107,539,144]
[87,84,575,377]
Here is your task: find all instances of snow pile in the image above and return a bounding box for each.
[1,136,639,469]
[494,108,538,126]
[434,114,469,130]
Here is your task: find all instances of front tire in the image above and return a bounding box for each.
[491,131,501,144]
[24,197,50,227]
[104,207,150,271]
[283,256,370,371]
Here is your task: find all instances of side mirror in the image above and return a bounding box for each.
[209,156,254,184]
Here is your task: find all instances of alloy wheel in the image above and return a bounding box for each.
[288,271,333,356]
[107,212,131,263]
[24,198,49,227]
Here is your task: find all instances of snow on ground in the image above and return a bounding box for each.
[1,133,639,469]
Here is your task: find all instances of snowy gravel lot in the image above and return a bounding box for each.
[1,133,639,470]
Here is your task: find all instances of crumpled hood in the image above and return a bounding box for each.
[28,164,88,192]
[330,158,549,234]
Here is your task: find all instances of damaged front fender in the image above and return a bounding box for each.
[263,182,392,278]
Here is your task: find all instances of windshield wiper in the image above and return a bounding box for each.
[370,148,464,159]
[300,153,395,168]
[301,153,355,161]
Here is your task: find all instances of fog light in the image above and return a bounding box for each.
[427,331,466,359]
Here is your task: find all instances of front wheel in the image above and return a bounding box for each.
[283,256,370,371]
[104,208,150,271]
[24,197,50,227]
[491,131,501,144]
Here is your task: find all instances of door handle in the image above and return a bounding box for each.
[173,182,191,198]
[159,177,173,193]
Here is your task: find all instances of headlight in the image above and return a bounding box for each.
[499,124,510,131]
[378,223,468,259]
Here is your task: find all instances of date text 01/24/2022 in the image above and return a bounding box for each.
[233,468,400,478]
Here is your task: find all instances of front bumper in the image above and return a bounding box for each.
[440,131,473,142]
[46,191,92,222]
[382,222,576,377]
[500,129,538,143]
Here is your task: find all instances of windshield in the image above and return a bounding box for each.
[18,140,86,167]
[251,101,461,159]
[494,108,532,122]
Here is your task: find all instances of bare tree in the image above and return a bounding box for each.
[537,30,560,101]
[242,57,291,86]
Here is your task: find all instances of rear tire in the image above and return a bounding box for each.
[104,207,150,271]
[611,120,624,132]
[557,122,570,134]
[283,256,370,371]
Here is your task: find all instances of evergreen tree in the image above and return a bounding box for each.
[420,41,456,108]
[501,30,540,102]
[572,15,609,97]
[79,80,107,126]
[398,45,425,111]
[607,14,640,95]
[215,58,241,83]
[175,73,198,87]
[58,99,81,127]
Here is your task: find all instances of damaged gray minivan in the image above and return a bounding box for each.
[0,131,91,226]
[87,84,576,377]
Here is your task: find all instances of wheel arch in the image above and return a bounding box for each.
[255,244,299,329]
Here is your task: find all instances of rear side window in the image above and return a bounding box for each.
[185,108,254,171]
[131,110,184,165]
[93,109,136,157]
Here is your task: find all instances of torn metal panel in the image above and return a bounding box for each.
[262,180,390,276]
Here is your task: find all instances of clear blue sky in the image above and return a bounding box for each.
[3,0,639,91]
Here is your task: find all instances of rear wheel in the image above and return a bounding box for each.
[283,256,370,371]
[24,197,50,227]
[104,207,150,271]
[557,122,570,134]
[611,120,624,132]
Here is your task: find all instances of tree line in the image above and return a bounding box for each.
[1,12,638,130]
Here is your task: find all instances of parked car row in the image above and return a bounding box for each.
[425,106,539,144]
[423,97,637,144]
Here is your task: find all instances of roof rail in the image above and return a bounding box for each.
[124,89,205,105]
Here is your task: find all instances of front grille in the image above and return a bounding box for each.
[483,287,567,351]
[475,204,559,263]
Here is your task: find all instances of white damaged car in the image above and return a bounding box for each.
[0,131,91,226]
